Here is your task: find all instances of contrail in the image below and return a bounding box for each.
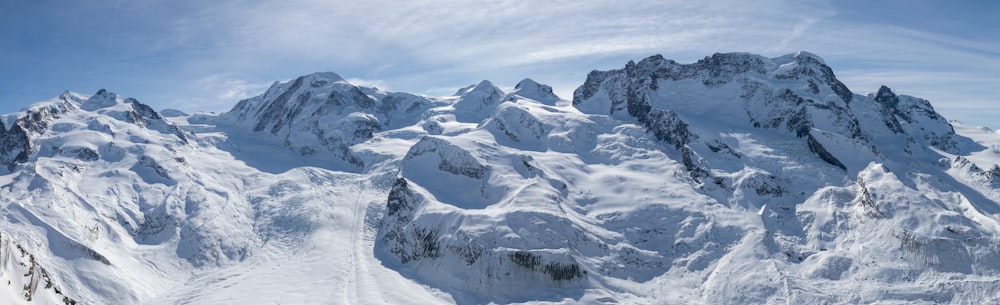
[102,0,122,64]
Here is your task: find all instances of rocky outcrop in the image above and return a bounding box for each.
[0,122,31,171]
[0,100,76,171]
[572,55,697,149]
[378,178,441,264]
[807,132,847,170]
[126,98,189,144]
[874,86,906,134]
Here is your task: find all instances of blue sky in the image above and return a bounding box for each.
[1,0,998,127]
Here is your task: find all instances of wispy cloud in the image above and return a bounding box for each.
[163,73,271,112]
[199,74,271,101]
[2,0,997,127]
[162,0,839,72]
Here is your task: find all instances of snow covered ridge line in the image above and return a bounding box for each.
[0,90,187,173]
[4,51,1000,304]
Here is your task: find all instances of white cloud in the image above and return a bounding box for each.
[345,78,390,90]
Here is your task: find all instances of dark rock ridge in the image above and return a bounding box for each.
[0,96,76,171]
[125,98,190,144]
[807,132,847,170]
[874,85,907,134]
[867,86,960,153]
[378,178,442,264]
[572,55,697,149]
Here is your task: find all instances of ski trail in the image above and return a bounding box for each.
[343,179,364,304]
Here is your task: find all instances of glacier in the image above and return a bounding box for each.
[2,51,1000,304]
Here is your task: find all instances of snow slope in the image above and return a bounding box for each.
[2,51,1000,304]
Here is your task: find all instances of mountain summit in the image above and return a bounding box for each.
[2,52,1000,304]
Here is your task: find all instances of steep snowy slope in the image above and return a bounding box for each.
[2,51,1000,304]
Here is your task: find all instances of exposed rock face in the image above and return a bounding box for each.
[378,178,441,264]
[126,98,189,144]
[399,136,499,209]
[807,132,847,170]
[0,233,80,304]
[0,122,31,171]
[571,52,872,152]
[572,55,697,149]
[571,51,962,173]
[0,99,76,171]
[874,85,906,134]
[867,85,960,153]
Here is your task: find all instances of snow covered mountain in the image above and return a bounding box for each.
[3,51,1000,304]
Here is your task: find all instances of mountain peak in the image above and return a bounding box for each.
[302,71,347,86]
[453,80,505,122]
[514,78,540,89]
[793,50,826,65]
[455,80,500,96]
[57,90,79,103]
[80,89,122,111]
[876,85,897,100]
[511,78,559,104]
[773,50,827,66]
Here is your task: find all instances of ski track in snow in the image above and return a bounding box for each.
[345,179,364,304]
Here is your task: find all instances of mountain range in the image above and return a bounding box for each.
[3,51,1000,304]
